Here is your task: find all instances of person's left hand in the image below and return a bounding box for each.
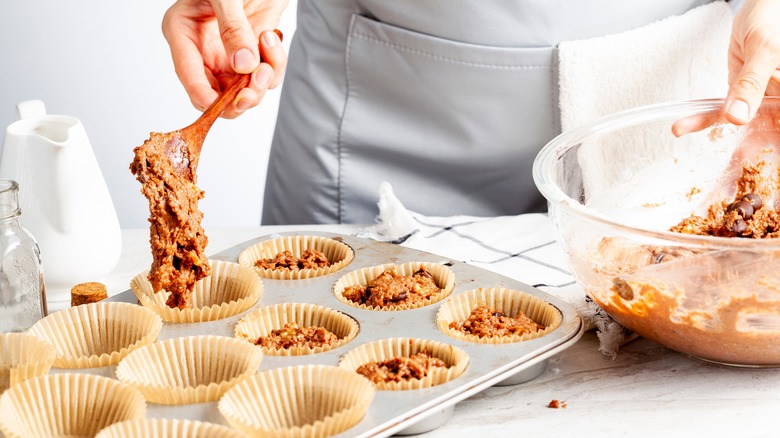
[673,0,780,136]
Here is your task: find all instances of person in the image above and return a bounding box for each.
[162,0,780,225]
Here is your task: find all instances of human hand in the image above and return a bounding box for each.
[162,0,288,119]
[673,0,780,136]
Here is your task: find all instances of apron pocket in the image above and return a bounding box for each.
[339,14,554,222]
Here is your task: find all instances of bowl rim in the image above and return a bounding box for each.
[532,96,780,249]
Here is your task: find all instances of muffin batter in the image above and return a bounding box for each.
[356,351,448,383]
[255,322,339,350]
[342,266,440,308]
[448,305,544,338]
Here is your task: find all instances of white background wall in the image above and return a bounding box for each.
[0,1,297,228]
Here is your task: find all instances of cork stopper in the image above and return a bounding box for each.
[71,282,108,307]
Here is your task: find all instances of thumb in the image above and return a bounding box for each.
[725,55,776,125]
[210,0,259,74]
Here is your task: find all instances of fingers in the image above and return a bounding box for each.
[209,0,260,74]
[163,6,219,111]
[724,54,776,125]
[259,29,287,89]
[227,29,287,117]
[671,110,722,137]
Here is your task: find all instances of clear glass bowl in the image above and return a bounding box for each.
[533,97,780,367]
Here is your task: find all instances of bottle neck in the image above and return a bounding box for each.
[0,180,22,220]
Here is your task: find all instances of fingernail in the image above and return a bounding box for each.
[233,48,256,73]
[236,97,252,112]
[254,67,273,88]
[263,30,279,48]
[727,99,751,122]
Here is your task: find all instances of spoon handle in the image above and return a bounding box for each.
[187,73,251,138]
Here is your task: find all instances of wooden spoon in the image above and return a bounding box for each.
[129,30,282,309]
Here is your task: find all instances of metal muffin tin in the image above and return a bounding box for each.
[101,231,584,437]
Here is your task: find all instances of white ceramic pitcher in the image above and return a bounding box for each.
[0,100,121,303]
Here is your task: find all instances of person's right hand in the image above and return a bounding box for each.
[162,0,288,119]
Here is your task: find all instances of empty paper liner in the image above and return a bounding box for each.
[115,335,263,405]
[96,418,246,438]
[0,333,56,393]
[339,337,469,391]
[333,262,455,311]
[437,288,562,344]
[130,259,263,323]
[27,301,163,369]
[234,302,359,356]
[238,235,354,280]
[219,364,375,438]
[0,373,146,438]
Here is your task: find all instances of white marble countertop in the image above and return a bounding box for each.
[87,226,779,437]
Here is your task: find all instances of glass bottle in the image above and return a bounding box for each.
[0,180,47,332]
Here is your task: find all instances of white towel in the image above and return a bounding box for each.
[358,182,633,358]
[558,1,732,131]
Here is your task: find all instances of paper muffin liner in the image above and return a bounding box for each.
[115,335,263,405]
[234,303,359,356]
[130,259,263,323]
[339,337,469,391]
[0,373,146,438]
[219,364,375,438]
[436,288,562,344]
[96,418,247,438]
[238,235,355,280]
[27,301,163,369]
[333,262,455,311]
[0,333,55,393]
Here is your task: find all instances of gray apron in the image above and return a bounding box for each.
[263,0,714,225]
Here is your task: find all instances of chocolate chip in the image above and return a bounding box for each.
[364,286,373,299]
[742,193,763,210]
[492,311,506,318]
[728,200,754,220]
[728,218,748,234]
[390,292,407,302]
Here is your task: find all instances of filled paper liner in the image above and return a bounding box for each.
[238,235,354,280]
[27,301,163,369]
[0,373,146,438]
[333,262,455,311]
[130,259,263,323]
[115,335,263,405]
[96,418,246,438]
[219,364,375,438]
[339,338,469,391]
[436,288,562,344]
[234,302,359,356]
[0,333,55,393]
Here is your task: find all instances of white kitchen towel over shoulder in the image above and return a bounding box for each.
[557,1,732,132]
[357,182,632,358]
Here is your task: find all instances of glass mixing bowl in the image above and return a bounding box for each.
[533,98,780,367]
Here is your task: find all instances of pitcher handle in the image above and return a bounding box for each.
[15,100,47,120]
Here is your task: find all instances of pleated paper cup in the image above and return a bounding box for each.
[131,260,263,323]
[436,288,562,344]
[27,301,163,369]
[238,235,354,280]
[0,333,55,393]
[234,303,359,356]
[219,365,375,438]
[96,418,247,438]
[115,335,263,405]
[333,262,455,311]
[339,338,468,391]
[0,373,146,438]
